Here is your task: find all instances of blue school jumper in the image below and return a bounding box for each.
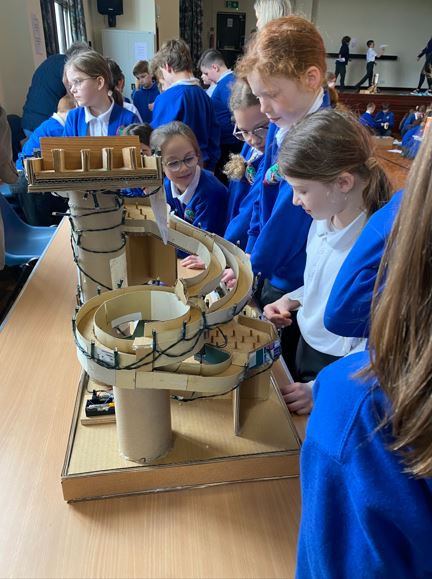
[297,351,432,579]
[324,189,403,338]
[246,91,331,292]
[374,110,395,135]
[132,82,160,124]
[63,104,139,136]
[151,83,221,170]
[400,112,416,135]
[359,112,379,130]
[16,115,64,171]
[402,124,422,158]
[211,72,237,145]
[224,144,264,249]
[164,169,228,236]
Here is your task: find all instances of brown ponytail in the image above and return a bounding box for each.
[278,107,392,218]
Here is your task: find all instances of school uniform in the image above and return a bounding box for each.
[355,47,378,88]
[287,213,367,381]
[400,112,416,135]
[247,90,331,299]
[63,101,139,137]
[224,143,264,249]
[132,82,160,124]
[374,110,395,136]
[17,114,65,170]
[324,190,403,338]
[14,113,69,225]
[151,80,221,171]
[402,124,423,158]
[297,350,432,579]
[359,111,379,131]
[335,42,350,89]
[123,101,143,123]
[164,166,228,236]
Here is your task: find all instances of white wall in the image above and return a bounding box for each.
[313,0,432,88]
[0,0,46,115]
[85,0,156,52]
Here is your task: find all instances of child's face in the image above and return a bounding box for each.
[162,135,199,191]
[140,143,152,156]
[136,72,153,88]
[67,66,104,108]
[200,64,219,84]
[248,71,321,129]
[233,105,269,152]
[287,175,349,221]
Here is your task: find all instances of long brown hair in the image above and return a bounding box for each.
[367,123,432,478]
[278,108,391,218]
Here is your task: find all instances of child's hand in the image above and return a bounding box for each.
[280,381,313,415]
[263,296,300,328]
[148,102,154,111]
[181,255,205,270]
[221,268,237,289]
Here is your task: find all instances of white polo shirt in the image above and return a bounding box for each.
[84,99,114,136]
[288,212,367,356]
[367,48,377,63]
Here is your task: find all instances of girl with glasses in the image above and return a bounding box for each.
[150,121,228,269]
[223,79,268,254]
[63,50,139,137]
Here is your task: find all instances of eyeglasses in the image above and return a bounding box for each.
[233,124,270,142]
[162,154,198,172]
[68,77,98,90]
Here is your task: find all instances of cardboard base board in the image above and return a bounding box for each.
[62,372,301,502]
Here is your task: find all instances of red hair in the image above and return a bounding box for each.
[236,16,326,81]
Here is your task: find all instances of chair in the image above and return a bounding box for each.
[0,192,55,266]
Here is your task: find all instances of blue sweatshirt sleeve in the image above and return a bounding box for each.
[324,190,403,338]
[297,353,432,579]
[245,160,266,253]
[151,91,183,129]
[191,172,228,236]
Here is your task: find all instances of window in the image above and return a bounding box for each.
[54,0,73,54]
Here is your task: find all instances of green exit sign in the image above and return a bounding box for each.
[226,1,239,8]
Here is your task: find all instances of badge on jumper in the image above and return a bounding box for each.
[264,162,282,185]
[184,208,195,222]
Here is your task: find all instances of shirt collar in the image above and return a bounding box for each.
[168,77,201,89]
[171,165,201,205]
[84,99,114,124]
[217,69,233,83]
[315,211,367,249]
[52,112,66,126]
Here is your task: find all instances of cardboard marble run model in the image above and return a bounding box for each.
[25,136,280,464]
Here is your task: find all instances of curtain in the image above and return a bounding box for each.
[68,0,87,43]
[40,0,59,57]
[179,0,203,67]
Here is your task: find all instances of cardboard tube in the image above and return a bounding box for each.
[113,387,172,463]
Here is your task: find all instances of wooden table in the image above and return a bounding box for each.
[0,220,306,579]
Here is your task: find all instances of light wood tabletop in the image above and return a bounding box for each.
[0,220,305,579]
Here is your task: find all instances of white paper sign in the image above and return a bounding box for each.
[134,42,148,62]
[31,13,44,56]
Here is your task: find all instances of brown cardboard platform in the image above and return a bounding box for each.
[62,370,301,502]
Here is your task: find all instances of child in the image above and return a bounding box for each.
[359,102,379,133]
[150,39,220,171]
[63,50,139,137]
[13,95,76,225]
[132,60,160,124]
[374,102,394,136]
[263,109,391,414]
[334,35,351,91]
[223,78,268,251]
[198,49,242,183]
[233,16,333,312]
[354,40,384,90]
[297,126,432,577]
[150,121,228,269]
[106,57,142,121]
[119,123,153,197]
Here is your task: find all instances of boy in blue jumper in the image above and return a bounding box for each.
[298,134,432,577]
[13,95,76,225]
[150,39,220,171]
[132,60,159,124]
[198,49,243,183]
[150,121,227,268]
[359,102,379,133]
[374,102,394,136]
